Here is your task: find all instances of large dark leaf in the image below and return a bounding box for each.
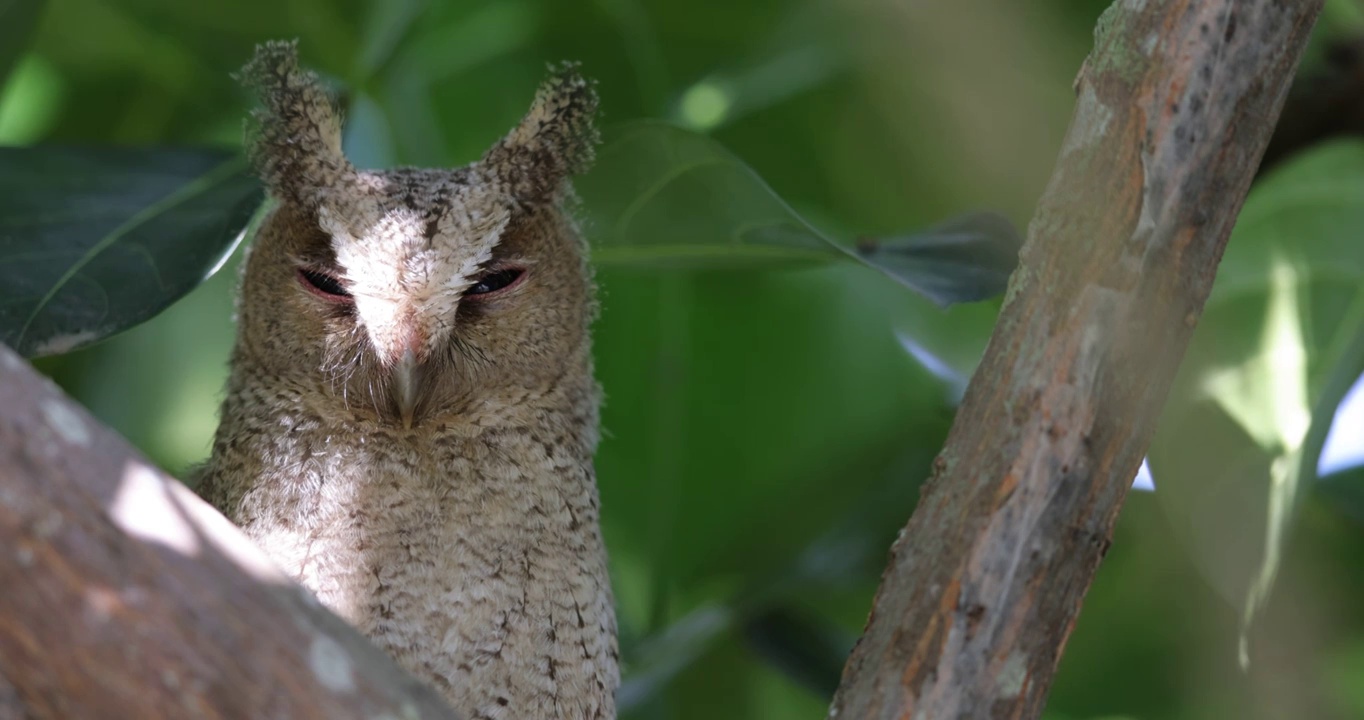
[578,121,1021,306]
[0,0,45,89]
[0,147,262,357]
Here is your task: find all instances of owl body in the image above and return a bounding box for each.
[205,351,614,718]
[197,43,617,718]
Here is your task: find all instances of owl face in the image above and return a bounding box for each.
[234,43,598,428]
[239,166,593,429]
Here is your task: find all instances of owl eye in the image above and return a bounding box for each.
[465,267,525,299]
[296,267,352,302]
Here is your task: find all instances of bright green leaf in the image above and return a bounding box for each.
[578,121,1021,307]
[1150,139,1364,664]
[0,147,262,357]
[1200,256,1311,450]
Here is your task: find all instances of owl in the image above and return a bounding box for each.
[195,41,619,719]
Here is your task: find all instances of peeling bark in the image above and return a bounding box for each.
[828,1,1323,718]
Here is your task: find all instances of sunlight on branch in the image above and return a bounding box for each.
[109,460,201,557]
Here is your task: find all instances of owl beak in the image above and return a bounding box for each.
[393,349,420,430]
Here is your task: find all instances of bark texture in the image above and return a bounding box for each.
[0,345,458,720]
[828,1,1323,718]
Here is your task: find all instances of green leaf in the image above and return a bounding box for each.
[0,147,262,357]
[741,606,856,697]
[0,0,46,89]
[1318,465,1364,527]
[1149,139,1364,665]
[612,419,944,705]
[855,212,1021,309]
[578,121,1021,306]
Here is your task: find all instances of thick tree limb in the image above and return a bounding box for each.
[0,345,458,719]
[828,1,1323,718]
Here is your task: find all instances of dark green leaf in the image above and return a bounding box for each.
[0,147,262,357]
[854,211,1020,307]
[0,0,45,89]
[578,121,1020,306]
[741,606,853,698]
[1318,465,1364,527]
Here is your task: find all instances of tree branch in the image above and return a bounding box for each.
[0,345,458,719]
[828,1,1323,718]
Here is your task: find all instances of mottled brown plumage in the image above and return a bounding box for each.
[196,41,618,719]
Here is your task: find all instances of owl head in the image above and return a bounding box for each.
[231,41,599,429]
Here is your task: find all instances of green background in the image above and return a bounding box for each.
[6,0,1364,718]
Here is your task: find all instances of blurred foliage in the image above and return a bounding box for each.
[576,121,1020,306]
[4,0,1364,719]
[0,119,1020,359]
[1150,140,1364,668]
[0,0,46,91]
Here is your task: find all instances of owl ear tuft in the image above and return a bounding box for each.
[481,63,600,204]
[236,40,357,209]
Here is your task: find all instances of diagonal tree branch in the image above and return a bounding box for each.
[0,344,458,720]
[828,1,1324,718]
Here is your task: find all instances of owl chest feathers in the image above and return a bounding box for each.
[209,398,618,719]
